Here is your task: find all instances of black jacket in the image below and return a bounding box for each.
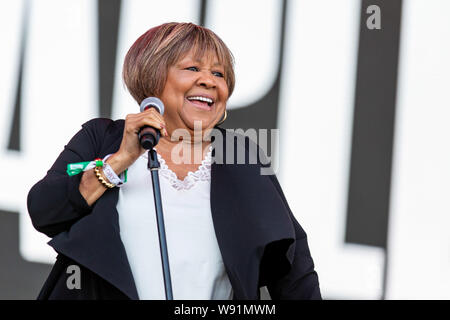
[27,118,321,300]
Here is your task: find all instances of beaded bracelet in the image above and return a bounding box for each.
[67,155,128,188]
[94,166,115,189]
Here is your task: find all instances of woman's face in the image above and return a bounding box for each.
[159,49,229,136]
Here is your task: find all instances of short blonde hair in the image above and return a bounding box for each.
[123,22,235,104]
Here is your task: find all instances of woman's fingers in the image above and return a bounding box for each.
[125,112,167,136]
[142,108,168,136]
[140,118,168,137]
[115,111,168,167]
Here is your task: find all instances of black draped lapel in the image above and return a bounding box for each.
[47,121,297,300]
[48,189,139,300]
[210,128,296,299]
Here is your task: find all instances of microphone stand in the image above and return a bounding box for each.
[147,148,173,300]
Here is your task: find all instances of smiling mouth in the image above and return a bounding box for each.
[186,96,214,110]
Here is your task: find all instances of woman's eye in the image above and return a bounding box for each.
[213,71,224,78]
[186,66,199,71]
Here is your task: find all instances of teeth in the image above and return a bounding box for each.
[187,96,213,104]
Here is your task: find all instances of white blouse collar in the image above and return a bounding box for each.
[141,145,212,191]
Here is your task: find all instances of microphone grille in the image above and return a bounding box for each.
[140,97,165,115]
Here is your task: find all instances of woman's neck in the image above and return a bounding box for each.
[155,136,211,166]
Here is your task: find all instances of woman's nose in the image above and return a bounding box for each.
[196,71,216,89]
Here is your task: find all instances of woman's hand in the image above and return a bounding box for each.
[79,109,167,206]
[109,108,168,172]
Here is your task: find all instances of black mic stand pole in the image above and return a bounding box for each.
[144,133,173,300]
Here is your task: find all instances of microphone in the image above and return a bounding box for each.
[138,97,165,150]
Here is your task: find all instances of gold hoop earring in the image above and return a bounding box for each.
[217,110,227,125]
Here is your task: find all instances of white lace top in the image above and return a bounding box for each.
[156,147,212,191]
[116,146,233,300]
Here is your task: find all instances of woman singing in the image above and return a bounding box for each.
[27,22,321,300]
